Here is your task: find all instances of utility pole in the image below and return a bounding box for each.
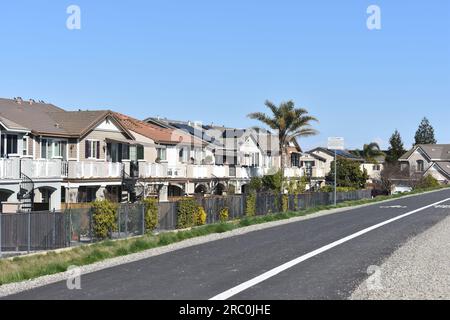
[334,149,337,206]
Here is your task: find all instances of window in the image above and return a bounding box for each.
[122,144,130,160]
[417,160,424,172]
[157,148,167,161]
[137,145,144,160]
[179,147,189,163]
[85,140,100,159]
[53,141,65,158]
[305,161,315,168]
[42,138,67,159]
[1,134,18,156]
[373,164,381,171]
[291,153,300,167]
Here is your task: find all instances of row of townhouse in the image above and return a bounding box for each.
[0,97,382,213]
[0,97,326,213]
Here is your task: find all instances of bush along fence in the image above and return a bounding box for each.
[0,190,371,257]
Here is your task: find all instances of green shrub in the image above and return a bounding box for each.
[143,198,159,232]
[177,198,198,229]
[262,170,284,192]
[195,206,207,226]
[415,175,440,189]
[91,200,118,240]
[249,177,263,193]
[219,207,229,222]
[282,194,289,213]
[320,186,357,193]
[245,193,257,217]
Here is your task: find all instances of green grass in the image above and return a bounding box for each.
[0,185,448,286]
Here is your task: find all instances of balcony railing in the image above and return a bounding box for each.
[139,162,168,178]
[67,161,123,179]
[0,158,16,179]
[0,158,63,180]
[23,159,63,179]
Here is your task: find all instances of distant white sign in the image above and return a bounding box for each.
[328,137,345,150]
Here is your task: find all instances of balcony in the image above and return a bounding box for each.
[284,167,304,178]
[22,159,63,179]
[139,162,187,179]
[0,158,17,179]
[0,158,63,180]
[67,161,123,179]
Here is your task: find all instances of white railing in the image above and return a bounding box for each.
[167,165,187,178]
[29,160,62,178]
[69,161,123,179]
[139,163,168,178]
[210,165,229,178]
[187,165,209,179]
[284,167,305,178]
[0,158,16,179]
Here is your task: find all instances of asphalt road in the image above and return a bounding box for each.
[4,189,450,300]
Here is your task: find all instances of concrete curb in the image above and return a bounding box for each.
[0,188,448,298]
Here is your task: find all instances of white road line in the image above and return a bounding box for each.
[210,197,450,300]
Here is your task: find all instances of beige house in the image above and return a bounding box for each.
[398,144,450,184]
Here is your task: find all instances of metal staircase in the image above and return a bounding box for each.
[17,173,35,212]
[121,167,145,203]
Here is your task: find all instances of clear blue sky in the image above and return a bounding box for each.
[0,1,449,150]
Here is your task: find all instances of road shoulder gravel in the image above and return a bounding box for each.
[351,215,450,300]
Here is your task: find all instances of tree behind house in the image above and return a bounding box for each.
[362,142,384,162]
[386,130,406,164]
[247,100,318,180]
[414,117,437,145]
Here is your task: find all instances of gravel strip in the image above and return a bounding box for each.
[351,215,450,300]
[0,188,447,298]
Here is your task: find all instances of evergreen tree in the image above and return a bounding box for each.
[414,117,437,145]
[326,158,368,189]
[386,130,406,164]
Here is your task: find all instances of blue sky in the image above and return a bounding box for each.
[0,1,449,150]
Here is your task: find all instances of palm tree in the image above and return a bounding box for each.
[362,142,384,162]
[248,100,318,179]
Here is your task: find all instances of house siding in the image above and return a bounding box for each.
[28,135,34,157]
[34,136,41,159]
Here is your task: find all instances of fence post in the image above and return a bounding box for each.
[125,205,128,237]
[118,205,121,239]
[89,207,93,243]
[0,212,2,258]
[141,204,145,235]
[27,211,31,254]
[52,209,56,249]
